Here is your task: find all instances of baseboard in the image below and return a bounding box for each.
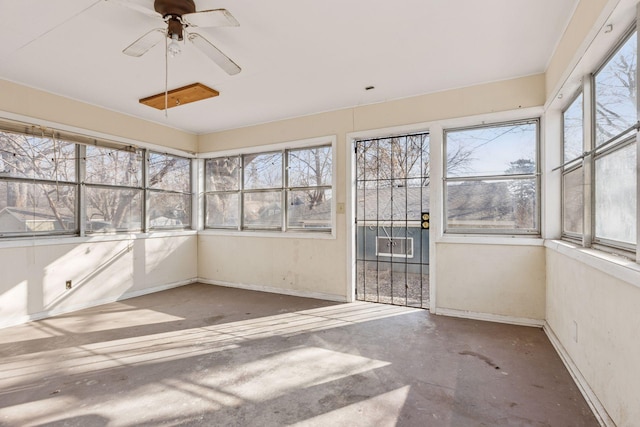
[433,307,544,327]
[543,323,614,427]
[0,278,197,330]
[197,278,348,303]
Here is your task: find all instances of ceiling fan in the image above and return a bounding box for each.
[110,0,241,75]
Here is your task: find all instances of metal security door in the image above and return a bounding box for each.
[355,133,430,308]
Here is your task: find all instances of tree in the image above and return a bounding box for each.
[505,159,536,228]
[288,146,331,209]
[1,130,186,233]
[0,131,76,231]
[594,33,637,143]
[205,156,241,226]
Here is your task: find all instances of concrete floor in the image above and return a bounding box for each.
[0,283,598,427]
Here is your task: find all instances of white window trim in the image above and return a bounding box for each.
[199,135,337,239]
[442,118,542,236]
[0,114,196,240]
[548,2,639,268]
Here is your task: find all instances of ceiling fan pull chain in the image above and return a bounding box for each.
[164,33,169,117]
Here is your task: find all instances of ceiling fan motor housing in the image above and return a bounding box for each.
[154,0,196,16]
[155,0,196,40]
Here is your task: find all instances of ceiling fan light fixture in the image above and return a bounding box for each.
[167,33,182,57]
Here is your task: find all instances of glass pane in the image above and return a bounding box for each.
[390,138,409,180]
[85,146,143,187]
[205,157,240,191]
[148,191,190,229]
[0,182,76,234]
[355,140,376,182]
[563,93,583,163]
[357,179,428,222]
[148,153,190,192]
[594,31,637,146]
[376,180,393,221]
[243,191,282,229]
[206,193,239,228]
[445,122,537,177]
[390,178,425,221]
[595,143,637,245]
[446,178,538,231]
[0,131,76,181]
[411,134,430,179]
[288,146,332,187]
[287,189,331,230]
[85,187,142,232]
[357,134,429,182]
[376,138,393,180]
[562,168,583,235]
[244,152,282,190]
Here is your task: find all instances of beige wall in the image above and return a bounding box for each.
[199,74,545,153]
[545,0,610,99]
[198,235,346,300]
[546,249,640,426]
[0,235,197,328]
[0,79,200,327]
[0,2,637,425]
[542,1,640,425]
[198,75,546,304]
[435,243,546,321]
[0,79,197,152]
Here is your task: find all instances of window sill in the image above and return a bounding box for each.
[198,229,336,240]
[438,234,544,246]
[0,230,197,249]
[545,239,640,289]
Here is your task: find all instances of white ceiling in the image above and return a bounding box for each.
[0,0,578,135]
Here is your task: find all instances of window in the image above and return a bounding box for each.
[147,152,191,230]
[444,120,539,234]
[0,130,77,236]
[84,146,143,233]
[560,25,638,257]
[594,30,637,147]
[287,146,332,230]
[592,28,637,250]
[243,152,283,229]
[376,236,414,258]
[204,143,333,233]
[561,93,584,238]
[0,119,193,238]
[204,156,240,228]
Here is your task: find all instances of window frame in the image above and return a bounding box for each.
[146,150,193,231]
[241,149,286,231]
[0,129,80,238]
[560,90,585,242]
[559,22,638,260]
[443,118,541,236]
[83,145,145,234]
[202,137,335,236]
[590,25,638,254]
[0,118,194,239]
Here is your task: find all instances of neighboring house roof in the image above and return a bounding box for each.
[0,206,74,223]
[357,186,429,221]
[0,207,75,232]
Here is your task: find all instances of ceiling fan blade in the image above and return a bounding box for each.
[188,33,241,75]
[123,28,166,57]
[105,0,160,18]
[182,9,239,28]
